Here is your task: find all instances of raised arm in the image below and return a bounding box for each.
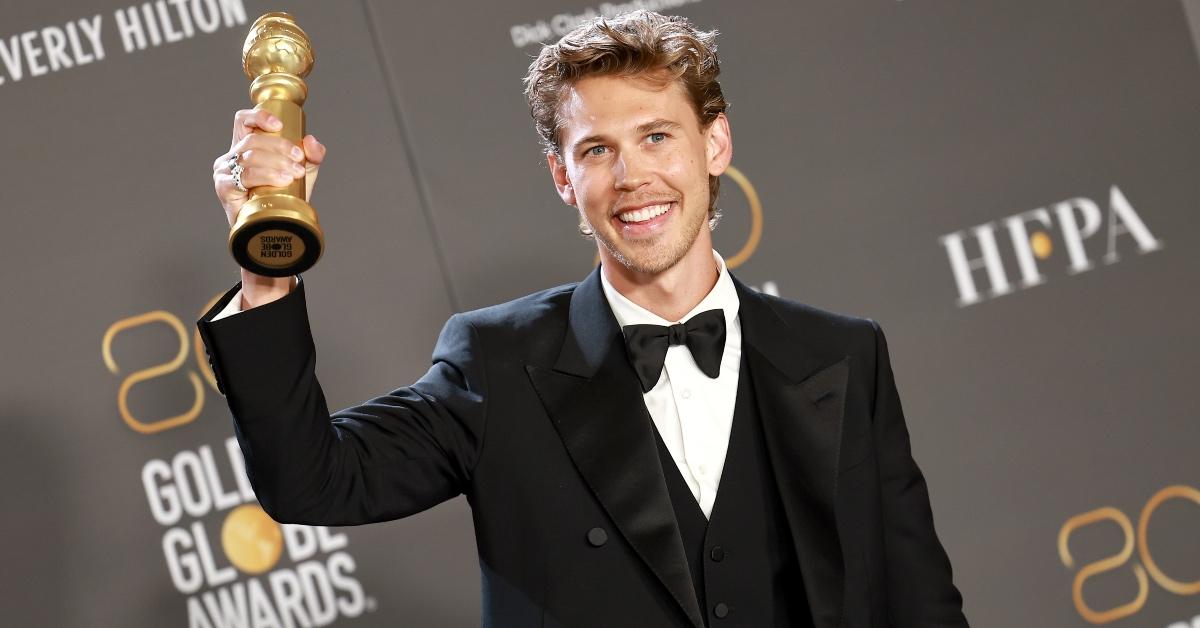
[197,282,487,525]
[201,108,485,525]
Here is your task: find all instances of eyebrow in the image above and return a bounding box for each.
[570,118,683,155]
[635,118,682,134]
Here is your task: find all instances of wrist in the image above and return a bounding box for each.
[239,270,295,309]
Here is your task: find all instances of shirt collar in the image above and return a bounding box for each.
[599,250,741,328]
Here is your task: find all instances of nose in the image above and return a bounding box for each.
[613,151,650,192]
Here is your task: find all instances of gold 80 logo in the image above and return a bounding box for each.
[717,165,763,269]
[1058,485,1200,624]
[101,293,224,434]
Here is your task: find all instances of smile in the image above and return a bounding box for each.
[617,202,673,224]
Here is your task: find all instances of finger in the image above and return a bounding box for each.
[214,162,300,199]
[301,135,324,202]
[239,165,301,190]
[241,149,306,179]
[231,109,283,145]
[302,135,326,165]
[214,151,237,173]
[230,133,305,164]
[213,141,291,175]
[214,172,245,202]
[215,164,299,200]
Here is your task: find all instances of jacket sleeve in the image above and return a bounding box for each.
[196,279,487,526]
[868,320,969,627]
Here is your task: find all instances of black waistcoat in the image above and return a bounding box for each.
[651,358,814,628]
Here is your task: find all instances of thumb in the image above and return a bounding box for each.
[303,135,326,165]
[302,135,325,203]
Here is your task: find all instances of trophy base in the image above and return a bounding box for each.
[229,194,324,277]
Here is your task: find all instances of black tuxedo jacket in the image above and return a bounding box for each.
[198,268,968,628]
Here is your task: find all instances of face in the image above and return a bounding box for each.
[548,74,732,276]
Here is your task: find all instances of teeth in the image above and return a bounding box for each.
[618,203,671,223]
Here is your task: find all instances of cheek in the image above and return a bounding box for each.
[570,171,610,212]
[668,141,706,175]
[663,151,705,191]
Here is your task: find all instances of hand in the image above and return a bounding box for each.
[212,108,327,228]
[211,109,328,308]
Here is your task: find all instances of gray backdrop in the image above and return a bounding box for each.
[2,0,1198,626]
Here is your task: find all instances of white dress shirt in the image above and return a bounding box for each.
[600,250,741,519]
[215,252,742,518]
[211,277,298,321]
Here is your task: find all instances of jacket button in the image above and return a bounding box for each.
[713,602,730,619]
[586,527,608,547]
[710,546,725,562]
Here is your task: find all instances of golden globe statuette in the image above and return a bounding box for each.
[229,12,323,276]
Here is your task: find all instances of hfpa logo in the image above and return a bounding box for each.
[938,185,1163,307]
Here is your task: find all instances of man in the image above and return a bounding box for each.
[200,11,968,628]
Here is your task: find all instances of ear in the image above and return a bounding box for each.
[547,152,577,206]
[704,112,733,177]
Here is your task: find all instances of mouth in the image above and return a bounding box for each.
[616,201,673,223]
[611,201,676,235]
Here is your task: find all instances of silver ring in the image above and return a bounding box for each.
[229,154,246,193]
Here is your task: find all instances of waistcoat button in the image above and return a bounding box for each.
[586,527,608,547]
[710,546,725,562]
[713,602,730,619]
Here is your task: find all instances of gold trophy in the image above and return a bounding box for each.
[229,12,322,276]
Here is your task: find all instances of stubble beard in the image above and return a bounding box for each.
[586,201,708,275]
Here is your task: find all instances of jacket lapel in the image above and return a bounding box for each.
[526,268,706,628]
[734,276,848,628]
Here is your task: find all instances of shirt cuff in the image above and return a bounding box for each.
[211,276,298,321]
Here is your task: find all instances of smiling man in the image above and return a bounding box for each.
[547,72,728,321]
[200,10,968,628]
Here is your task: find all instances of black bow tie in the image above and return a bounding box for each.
[621,309,727,393]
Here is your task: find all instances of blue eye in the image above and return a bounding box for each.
[585,145,607,157]
[648,132,667,143]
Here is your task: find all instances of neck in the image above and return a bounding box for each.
[601,234,719,322]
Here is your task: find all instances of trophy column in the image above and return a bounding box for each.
[229,13,323,277]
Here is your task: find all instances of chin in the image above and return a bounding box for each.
[598,235,692,276]
[587,203,709,276]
